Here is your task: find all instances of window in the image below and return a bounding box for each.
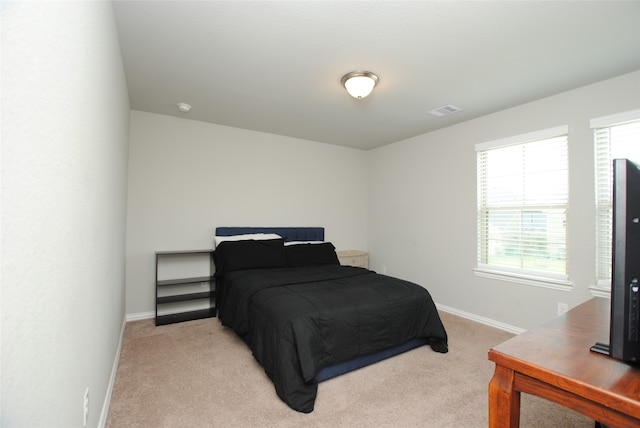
[475,126,569,288]
[591,109,640,289]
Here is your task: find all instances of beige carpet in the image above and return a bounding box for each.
[105,312,594,427]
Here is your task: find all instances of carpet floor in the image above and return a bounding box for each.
[105,311,594,427]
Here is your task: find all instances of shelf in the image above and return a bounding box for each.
[155,308,215,326]
[156,249,213,255]
[157,291,212,304]
[156,275,214,287]
[155,250,216,326]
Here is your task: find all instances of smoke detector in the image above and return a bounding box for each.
[177,103,192,113]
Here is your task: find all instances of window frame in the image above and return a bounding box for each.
[591,109,640,292]
[474,125,572,290]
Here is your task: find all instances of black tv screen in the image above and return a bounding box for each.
[609,158,640,363]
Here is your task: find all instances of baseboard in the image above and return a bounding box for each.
[436,303,526,335]
[126,311,155,322]
[98,315,127,428]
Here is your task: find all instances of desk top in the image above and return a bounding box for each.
[488,298,640,417]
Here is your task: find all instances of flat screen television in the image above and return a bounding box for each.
[591,158,640,363]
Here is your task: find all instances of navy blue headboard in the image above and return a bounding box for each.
[215,227,324,242]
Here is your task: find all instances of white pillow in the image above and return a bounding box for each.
[214,233,282,247]
[284,241,325,246]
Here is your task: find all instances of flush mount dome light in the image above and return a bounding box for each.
[341,71,379,99]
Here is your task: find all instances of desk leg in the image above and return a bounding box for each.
[489,364,521,428]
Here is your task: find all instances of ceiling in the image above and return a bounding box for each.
[113,1,640,150]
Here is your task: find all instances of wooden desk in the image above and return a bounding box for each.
[488,298,640,428]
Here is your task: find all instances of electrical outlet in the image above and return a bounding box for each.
[83,387,89,427]
[557,302,568,316]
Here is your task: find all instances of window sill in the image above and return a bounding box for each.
[589,286,611,299]
[473,267,573,291]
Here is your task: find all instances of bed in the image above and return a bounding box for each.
[213,227,448,413]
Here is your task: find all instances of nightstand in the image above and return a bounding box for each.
[336,250,369,269]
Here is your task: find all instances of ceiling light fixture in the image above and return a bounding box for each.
[341,71,379,99]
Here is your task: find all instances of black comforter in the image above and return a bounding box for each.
[219,264,448,413]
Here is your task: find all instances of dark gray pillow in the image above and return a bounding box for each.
[214,238,286,277]
[285,242,339,267]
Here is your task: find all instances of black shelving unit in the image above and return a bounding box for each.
[155,250,216,326]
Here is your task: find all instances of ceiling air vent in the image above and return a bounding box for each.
[428,104,462,117]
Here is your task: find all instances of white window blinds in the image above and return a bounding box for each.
[591,110,640,288]
[476,126,569,284]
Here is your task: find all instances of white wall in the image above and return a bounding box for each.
[125,111,368,316]
[1,2,130,426]
[367,71,640,330]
